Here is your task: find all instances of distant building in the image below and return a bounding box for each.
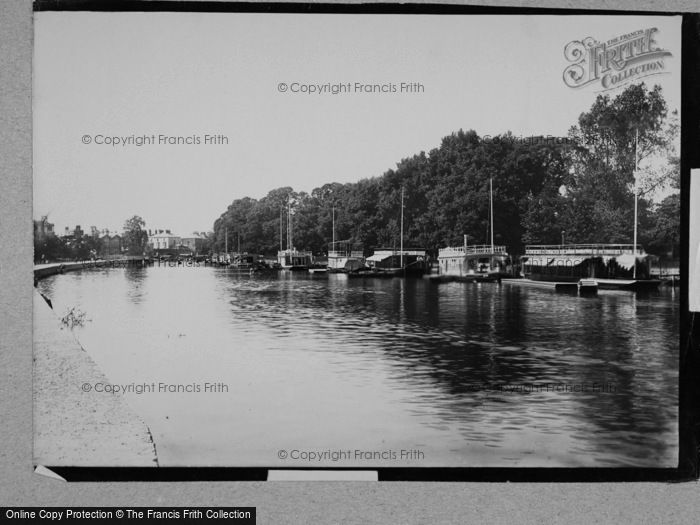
[100,234,123,257]
[179,232,208,254]
[33,216,55,241]
[61,225,84,240]
[149,229,181,251]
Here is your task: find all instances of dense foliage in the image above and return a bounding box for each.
[122,215,149,255]
[34,215,154,262]
[212,84,679,260]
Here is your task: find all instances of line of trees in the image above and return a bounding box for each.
[213,83,679,259]
[34,215,152,263]
[33,233,97,263]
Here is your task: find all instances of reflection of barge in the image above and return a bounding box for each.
[520,244,660,290]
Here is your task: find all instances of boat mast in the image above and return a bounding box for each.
[224,226,228,255]
[332,205,335,249]
[400,186,404,271]
[287,200,292,252]
[490,178,494,253]
[279,207,283,252]
[633,128,638,279]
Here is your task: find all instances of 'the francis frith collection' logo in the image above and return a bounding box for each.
[563,28,672,91]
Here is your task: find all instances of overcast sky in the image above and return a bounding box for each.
[34,12,681,235]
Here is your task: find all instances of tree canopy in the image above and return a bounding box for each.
[123,215,149,255]
[211,83,679,259]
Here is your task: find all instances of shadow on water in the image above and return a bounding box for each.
[212,271,678,464]
[124,266,149,303]
[38,266,679,466]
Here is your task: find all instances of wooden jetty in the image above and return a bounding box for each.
[501,277,660,293]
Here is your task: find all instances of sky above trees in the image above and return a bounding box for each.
[33,13,681,236]
[212,83,679,258]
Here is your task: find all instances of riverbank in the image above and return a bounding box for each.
[33,290,158,467]
[34,262,87,280]
[34,258,149,281]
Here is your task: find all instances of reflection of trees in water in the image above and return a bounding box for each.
[573,293,679,461]
[123,266,148,304]
[374,282,535,395]
[357,280,676,462]
[216,271,678,462]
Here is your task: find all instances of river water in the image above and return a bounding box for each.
[37,266,679,467]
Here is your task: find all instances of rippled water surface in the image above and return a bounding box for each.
[37,266,679,467]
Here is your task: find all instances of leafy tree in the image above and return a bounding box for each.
[34,234,70,263]
[207,84,677,260]
[122,215,149,255]
[645,193,680,258]
[562,83,678,246]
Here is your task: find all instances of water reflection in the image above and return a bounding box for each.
[36,267,678,467]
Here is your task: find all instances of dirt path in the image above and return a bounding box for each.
[33,291,158,467]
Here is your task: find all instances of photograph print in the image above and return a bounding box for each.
[32,9,682,473]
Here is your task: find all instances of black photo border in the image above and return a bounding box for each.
[31,0,700,483]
